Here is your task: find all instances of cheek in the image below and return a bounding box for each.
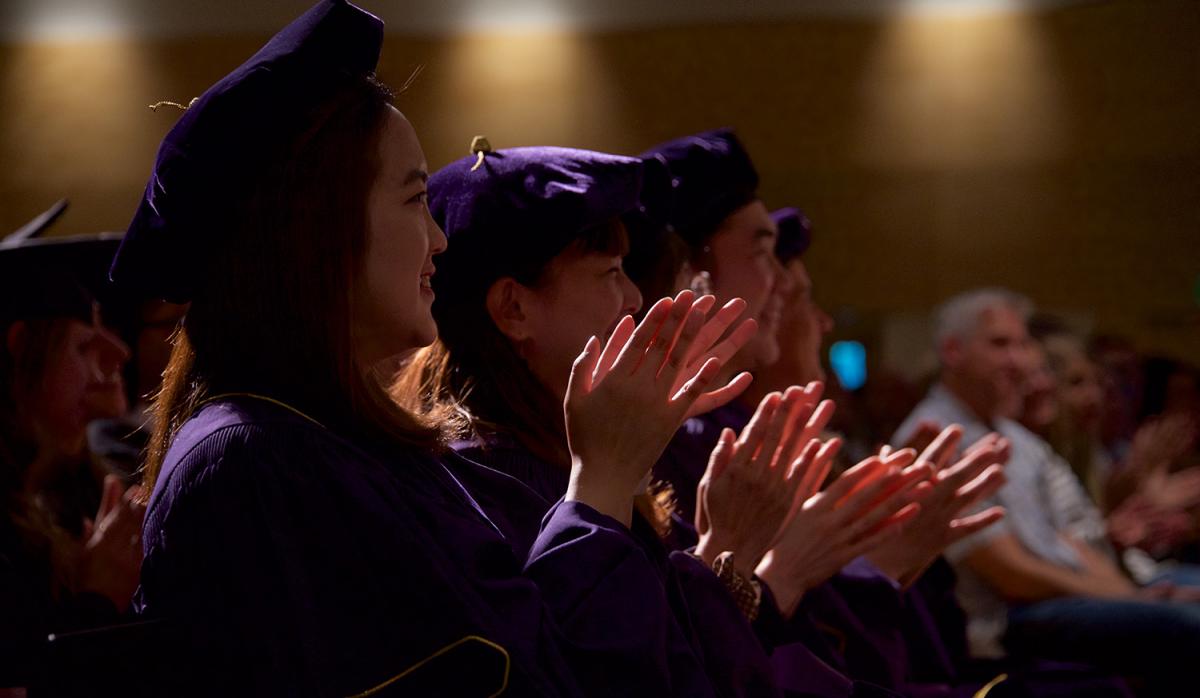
[38,355,90,420]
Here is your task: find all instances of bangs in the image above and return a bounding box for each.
[573,217,629,257]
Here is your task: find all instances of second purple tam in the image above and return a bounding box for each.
[639,128,759,247]
[428,144,645,305]
[771,207,814,263]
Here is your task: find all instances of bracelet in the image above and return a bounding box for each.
[712,551,762,622]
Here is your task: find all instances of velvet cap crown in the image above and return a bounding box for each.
[428,146,645,305]
[638,128,759,247]
[109,0,384,303]
[771,207,813,263]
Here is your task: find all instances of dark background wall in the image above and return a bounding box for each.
[2,0,1196,367]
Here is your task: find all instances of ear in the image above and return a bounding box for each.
[5,321,28,359]
[485,278,535,344]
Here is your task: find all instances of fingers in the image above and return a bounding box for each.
[660,302,708,385]
[948,506,1006,538]
[638,291,695,375]
[594,315,635,384]
[795,437,841,502]
[737,392,782,462]
[98,474,122,521]
[706,428,737,482]
[918,425,964,471]
[900,420,941,454]
[680,298,749,369]
[673,357,723,414]
[756,390,797,469]
[850,502,923,554]
[612,297,672,373]
[820,456,889,505]
[939,443,1003,494]
[695,318,758,371]
[776,385,817,465]
[566,335,601,401]
[685,372,754,418]
[797,400,836,449]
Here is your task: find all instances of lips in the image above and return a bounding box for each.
[420,265,435,290]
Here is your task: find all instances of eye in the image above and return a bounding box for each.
[407,190,428,205]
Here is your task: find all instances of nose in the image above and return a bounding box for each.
[817,304,834,334]
[620,271,644,316]
[96,326,131,369]
[427,208,448,256]
[770,257,792,296]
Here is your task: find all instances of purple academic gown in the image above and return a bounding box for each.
[451,434,780,697]
[657,403,1132,698]
[135,397,695,696]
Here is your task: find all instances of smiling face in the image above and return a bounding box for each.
[7,310,130,455]
[515,234,643,401]
[353,107,448,367]
[942,304,1030,421]
[699,199,789,373]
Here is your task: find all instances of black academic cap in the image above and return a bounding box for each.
[1,201,121,328]
[109,0,384,303]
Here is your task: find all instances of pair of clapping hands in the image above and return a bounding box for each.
[561,290,1009,616]
[694,400,1011,616]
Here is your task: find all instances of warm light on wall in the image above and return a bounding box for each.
[853,9,1064,169]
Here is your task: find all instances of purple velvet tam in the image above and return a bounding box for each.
[428,145,645,304]
[109,0,383,302]
[638,128,759,246]
[771,207,813,263]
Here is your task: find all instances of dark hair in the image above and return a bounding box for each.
[1,318,80,594]
[143,75,440,494]
[623,222,691,318]
[395,220,625,464]
[395,220,674,533]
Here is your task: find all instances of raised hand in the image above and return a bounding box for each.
[756,449,932,617]
[77,474,146,611]
[670,297,759,419]
[693,383,837,575]
[564,291,749,526]
[867,427,1009,587]
[1129,414,1196,476]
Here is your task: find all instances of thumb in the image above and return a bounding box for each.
[565,336,601,404]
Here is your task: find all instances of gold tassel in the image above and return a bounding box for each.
[148,97,198,112]
[469,135,493,172]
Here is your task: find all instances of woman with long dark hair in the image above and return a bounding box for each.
[0,234,142,687]
[114,1,754,695]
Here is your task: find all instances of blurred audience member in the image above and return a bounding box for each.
[1,228,144,687]
[896,287,1200,697]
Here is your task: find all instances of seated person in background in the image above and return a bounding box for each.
[896,287,1200,697]
[1021,332,1200,575]
[0,228,143,688]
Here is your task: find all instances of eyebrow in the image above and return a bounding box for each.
[403,168,428,186]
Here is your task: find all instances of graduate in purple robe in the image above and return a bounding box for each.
[395,142,786,696]
[633,132,1130,698]
[111,2,769,695]
[395,140,922,697]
